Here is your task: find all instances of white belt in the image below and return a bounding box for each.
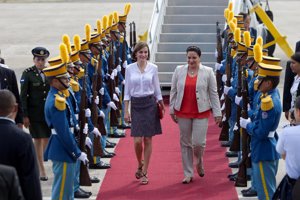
[75,114,79,120]
[268,131,275,138]
[51,127,74,135]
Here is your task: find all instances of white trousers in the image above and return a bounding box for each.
[177,117,208,177]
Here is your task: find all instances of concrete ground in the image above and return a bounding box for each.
[0,0,299,199]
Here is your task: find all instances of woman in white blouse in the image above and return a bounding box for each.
[289,52,300,123]
[124,42,165,185]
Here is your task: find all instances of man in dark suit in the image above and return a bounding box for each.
[283,41,300,119]
[0,164,24,200]
[0,89,42,200]
[0,61,23,127]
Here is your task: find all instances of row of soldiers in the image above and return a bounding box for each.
[215,3,283,200]
[25,3,136,199]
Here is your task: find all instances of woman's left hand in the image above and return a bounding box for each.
[214,116,222,125]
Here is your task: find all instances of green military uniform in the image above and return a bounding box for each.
[20,47,51,138]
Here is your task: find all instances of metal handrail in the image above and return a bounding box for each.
[147,0,167,62]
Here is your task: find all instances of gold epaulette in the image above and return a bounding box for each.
[91,57,98,67]
[261,95,274,111]
[54,94,66,111]
[61,89,70,97]
[245,70,248,78]
[119,36,124,43]
[106,46,110,52]
[77,68,85,78]
[254,79,259,91]
[70,78,80,92]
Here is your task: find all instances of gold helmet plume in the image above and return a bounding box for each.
[256,36,263,47]
[228,2,233,11]
[234,28,241,43]
[125,3,131,15]
[85,24,91,42]
[97,19,102,34]
[229,21,236,32]
[102,15,108,30]
[62,34,72,55]
[108,13,113,27]
[228,11,234,22]
[254,44,262,63]
[243,31,251,47]
[59,43,69,63]
[224,8,229,20]
[232,18,237,26]
[113,11,119,24]
[73,34,81,52]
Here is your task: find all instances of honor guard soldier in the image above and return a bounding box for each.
[20,47,51,181]
[240,62,282,200]
[43,44,89,200]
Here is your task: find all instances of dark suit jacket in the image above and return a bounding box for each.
[0,119,42,200]
[0,164,24,200]
[0,66,23,124]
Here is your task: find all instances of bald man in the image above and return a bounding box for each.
[0,89,42,200]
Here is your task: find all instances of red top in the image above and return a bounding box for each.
[175,74,211,119]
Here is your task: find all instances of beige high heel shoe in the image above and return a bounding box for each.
[182,177,193,184]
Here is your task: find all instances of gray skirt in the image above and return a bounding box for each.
[130,95,162,137]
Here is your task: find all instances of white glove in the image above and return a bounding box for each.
[99,87,104,95]
[233,123,238,131]
[215,49,218,58]
[113,69,118,77]
[107,101,117,110]
[117,65,121,72]
[122,80,125,85]
[248,103,251,111]
[110,72,115,80]
[91,127,101,137]
[222,115,226,122]
[85,137,92,149]
[115,87,121,95]
[240,117,251,129]
[83,123,88,134]
[99,110,105,119]
[113,93,119,102]
[85,109,91,118]
[220,94,225,100]
[122,61,128,68]
[221,103,225,111]
[94,96,99,105]
[223,86,232,95]
[235,96,242,106]
[78,152,89,164]
[222,74,227,83]
[215,63,222,71]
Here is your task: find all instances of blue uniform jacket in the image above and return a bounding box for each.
[44,87,81,163]
[246,89,281,163]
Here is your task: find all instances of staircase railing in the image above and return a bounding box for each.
[147,0,168,62]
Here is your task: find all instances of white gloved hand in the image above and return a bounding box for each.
[215,63,222,71]
[78,152,89,164]
[222,74,227,83]
[91,127,101,137]
[113,93,119,102]
[85,137,92,149]
[85,109,91,118]
[94,96,99,105]
[83,123,88,134]
[223,86,232,95]
[117,65,121,72]
[107,101,117,110]
[215,49,218,58]
[240,117,251,129]
[235,96,242,106]
[220,94,225,100]
[113,69,118,77]
[122,61,128,68]
[248,103,251,111]
[99,87,105,95]
[221,103,225,111]
[233,123,238,131]
[122,80,125,85]
[115,87,121,95]
[99,110,105,119]
[110,72,115,80]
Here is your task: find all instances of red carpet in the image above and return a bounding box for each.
[97,107,238,200]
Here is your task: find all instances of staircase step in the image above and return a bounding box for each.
[160,33,215,43]
[168,0,228,6]
[156,62,214,72]
[164,15,224,24]
[155,52,215,62]
[166,6,226,15]
[158,72,174,83]
[158,42,216,52]
[162,24,224,33]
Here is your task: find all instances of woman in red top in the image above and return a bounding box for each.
[169,46,222,184]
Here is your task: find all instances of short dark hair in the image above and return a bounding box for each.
[132,42,150,62]
[291,52,300,63]
[0,89,16,116]
[186,46,201,57]
[295,96,300,109]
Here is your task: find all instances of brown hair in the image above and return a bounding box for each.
[132,42,150,62]
[0,89,16,116]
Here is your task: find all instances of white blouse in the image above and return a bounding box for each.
[290,75,300,110]
[124,62,162,101]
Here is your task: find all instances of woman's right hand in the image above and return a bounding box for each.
[170,114,178,123]
[23,117,30,128]
[124,112,131,123]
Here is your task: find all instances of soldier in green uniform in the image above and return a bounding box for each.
[20,47,51,181]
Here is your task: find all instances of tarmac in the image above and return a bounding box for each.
[0,0,299,199]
